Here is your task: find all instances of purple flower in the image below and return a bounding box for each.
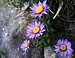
[26,21,45,39]
[54,39,73,57]
[20,40,30,54]
[30,0,48,17]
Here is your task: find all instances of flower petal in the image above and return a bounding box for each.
[38,1,42,5]
[63,51,67,57]
[43,0,47,7]
[57,39,62,44]
[54,45,59,49]
[67,42,71,47]
[55,48,59,53]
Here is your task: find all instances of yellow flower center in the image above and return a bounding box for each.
[35,5,43,13]
[60,44,67,51]
[33,26,40,34]
[23,40,29,48]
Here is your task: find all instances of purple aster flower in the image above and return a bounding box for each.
[54,39,73,57]
[26,21,45,39]
[30,0,48,17]
[20,40,30,54]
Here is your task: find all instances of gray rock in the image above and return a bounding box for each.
[0,0,29,58]
[31,48,43,58]
[44,47,56,58]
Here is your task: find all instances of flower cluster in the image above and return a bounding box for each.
[18,0,73,57]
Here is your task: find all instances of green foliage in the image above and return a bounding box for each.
[9,0,25,7]
[0,49,6,58]
[15,0,75,57]
[29,0,40,5]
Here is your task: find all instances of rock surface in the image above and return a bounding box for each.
[44,47,56,58]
